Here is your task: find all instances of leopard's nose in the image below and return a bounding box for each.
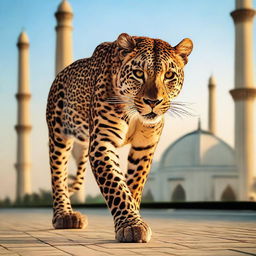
[143,98,163,107]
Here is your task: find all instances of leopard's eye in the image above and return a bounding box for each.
[133,70,144,79]
[165,71,175,80]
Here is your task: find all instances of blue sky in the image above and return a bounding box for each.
[0,0,255,199]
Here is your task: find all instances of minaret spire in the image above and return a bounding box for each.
[55,0,73,75]
[208,75,217,134]
[230,0,256,200]
[15,31,32,201]
[197,117,201,130]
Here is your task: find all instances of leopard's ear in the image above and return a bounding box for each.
[116,33,136,59]
[174,38,193,65]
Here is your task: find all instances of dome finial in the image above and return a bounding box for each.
[17,31,29,45]
[57,0,73,13]
[209,75,216,87]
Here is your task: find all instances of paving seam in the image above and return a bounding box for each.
[23,231,73,256]
[229,249,256,256]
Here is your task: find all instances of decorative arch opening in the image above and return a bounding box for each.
[142,189,154,202]
[221,185,236,201]
[171,184,186,202]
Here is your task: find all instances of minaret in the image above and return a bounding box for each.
[15,32,32,201]
[55,1,84,203]
[208,76,217,134]
[55,0,73,75]
[230,0,256,200]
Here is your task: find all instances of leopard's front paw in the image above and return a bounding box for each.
[53,211,88,229]
[115,222,152,243]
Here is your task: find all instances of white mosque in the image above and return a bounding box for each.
[15,0,256,202]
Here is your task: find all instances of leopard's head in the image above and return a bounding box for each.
[113,33,193,123]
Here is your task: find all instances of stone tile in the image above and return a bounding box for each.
[173,250,247,256]
[0,254,20,256]
[56,245,107,255]
[0,246,14,254]
[5,246,69,256]
[1,243,48,249]
[107,249,143,255]
[128,248,178,255]
[85,244,118,255]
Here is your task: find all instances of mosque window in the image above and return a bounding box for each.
[221,185,236,201]
[171,184,186,202]
[142,189,154,202]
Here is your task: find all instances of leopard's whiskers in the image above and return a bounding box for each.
[167,101,197,119]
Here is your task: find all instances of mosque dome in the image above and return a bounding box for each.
[160,126,235,169]
[57,0,73,13]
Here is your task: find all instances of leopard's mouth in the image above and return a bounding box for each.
[142,112,158,120]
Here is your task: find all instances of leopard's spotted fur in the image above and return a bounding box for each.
[46,33,193,242]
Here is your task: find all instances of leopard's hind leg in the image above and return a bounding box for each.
[49,133,87,229]
[69,141,89,197]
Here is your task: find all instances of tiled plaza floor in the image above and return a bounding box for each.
[0,208,255,256]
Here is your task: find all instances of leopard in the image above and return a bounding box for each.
[46,33,193,243]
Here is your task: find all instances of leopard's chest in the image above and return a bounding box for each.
[121,114,140,146]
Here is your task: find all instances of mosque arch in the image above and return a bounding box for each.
[171,184,186,202]
[221,185,236,201]
[142,189,154,202]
